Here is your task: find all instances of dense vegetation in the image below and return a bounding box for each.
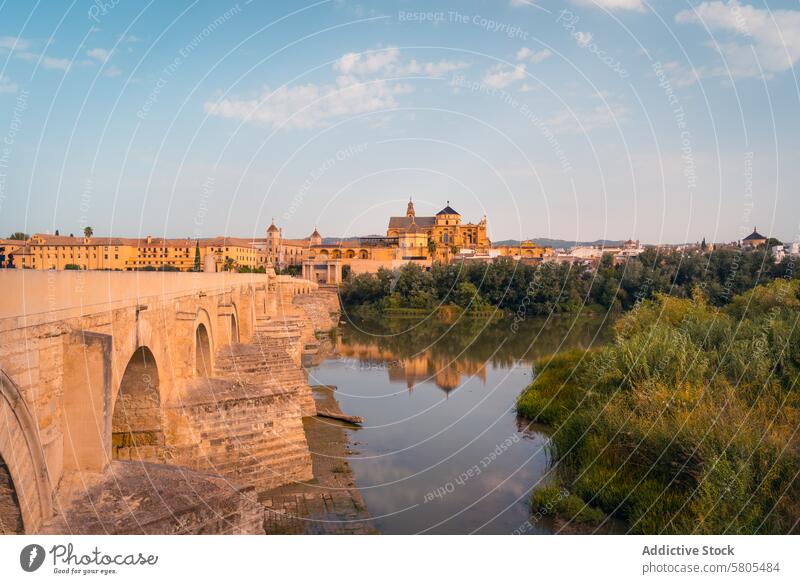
[517,278,800,534]
[339,248,796,317]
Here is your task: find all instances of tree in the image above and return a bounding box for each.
[223,256,236,272]
[193,240,201,272]
[8,232,28,240]
[453,281,487,310]
[83,226,93,238]
[766,237,783,248]
[701,237,707,251]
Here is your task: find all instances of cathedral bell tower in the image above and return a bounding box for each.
[406,196,415,218]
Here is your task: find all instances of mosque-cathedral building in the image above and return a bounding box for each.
[262,199,492,282]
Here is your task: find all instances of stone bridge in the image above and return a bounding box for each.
[0,270,340,535]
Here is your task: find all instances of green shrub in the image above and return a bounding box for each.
[517,280,800,534]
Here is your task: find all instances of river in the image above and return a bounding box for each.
[306,313,609,534]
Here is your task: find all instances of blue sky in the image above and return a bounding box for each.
[0,0,798,244]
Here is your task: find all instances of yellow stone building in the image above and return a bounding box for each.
[494,240,553,262]
[14,233,266,272]
[387,199,489,261]
[0,239,23,268]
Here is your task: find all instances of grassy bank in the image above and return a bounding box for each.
[517,279,800,534]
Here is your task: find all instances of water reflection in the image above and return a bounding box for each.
[307,314,609,534]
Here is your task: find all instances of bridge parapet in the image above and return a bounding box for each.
[0,271,275,325]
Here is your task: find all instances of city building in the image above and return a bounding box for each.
[494,240,553,263]
[0,239,22,268]
[546,239,644,266]
[387,198,490,262]
[9,200,506,282]
[742,228,767,249]
[13,233,266,272]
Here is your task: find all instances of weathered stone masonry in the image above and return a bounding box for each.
[0,270,339,535]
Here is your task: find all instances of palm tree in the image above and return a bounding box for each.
[427,238,436,256]
[223,257,236,272]
[83,226,93,238]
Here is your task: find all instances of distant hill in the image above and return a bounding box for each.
[493,238,626,249]
[320,236,628,248]
[321,236,384,244]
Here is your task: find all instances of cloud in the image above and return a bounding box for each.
[516,47,552,63]
[676,1,800,78]
[573,0,644,11]
[206,47,468,129]
[661,60,701,87]
[0,75,17,93]
[86,47,112,62]
[334,47,399,75]
[16,51,71,71]
[545,103,628,134]
[394,58,469,77]
[334,47,467,78]
[0,36,31,50]
[104,65,123,78]
[205,77,412,130]
[0,37,72,71]
[482,63,527,88]
[574,31,593,47]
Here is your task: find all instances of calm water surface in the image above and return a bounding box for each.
[307,314,609,534]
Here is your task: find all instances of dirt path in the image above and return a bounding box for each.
[261,385,376,534]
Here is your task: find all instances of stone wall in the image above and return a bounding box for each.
[0,270,327,534]
[163,377,312,492]
[292,290,340,332]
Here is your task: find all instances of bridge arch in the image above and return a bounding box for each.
[194,309,215,377]
[0,370,53,534]
[195,324,213,377]
[229,314,239,345]
[0,454,23,533]
[228,302,240,345]
[111,347,164,462]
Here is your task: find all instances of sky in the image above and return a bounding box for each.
[0,0,799,245]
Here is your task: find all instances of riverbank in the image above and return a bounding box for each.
[261,385,376,534]
[516,280,800,534]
